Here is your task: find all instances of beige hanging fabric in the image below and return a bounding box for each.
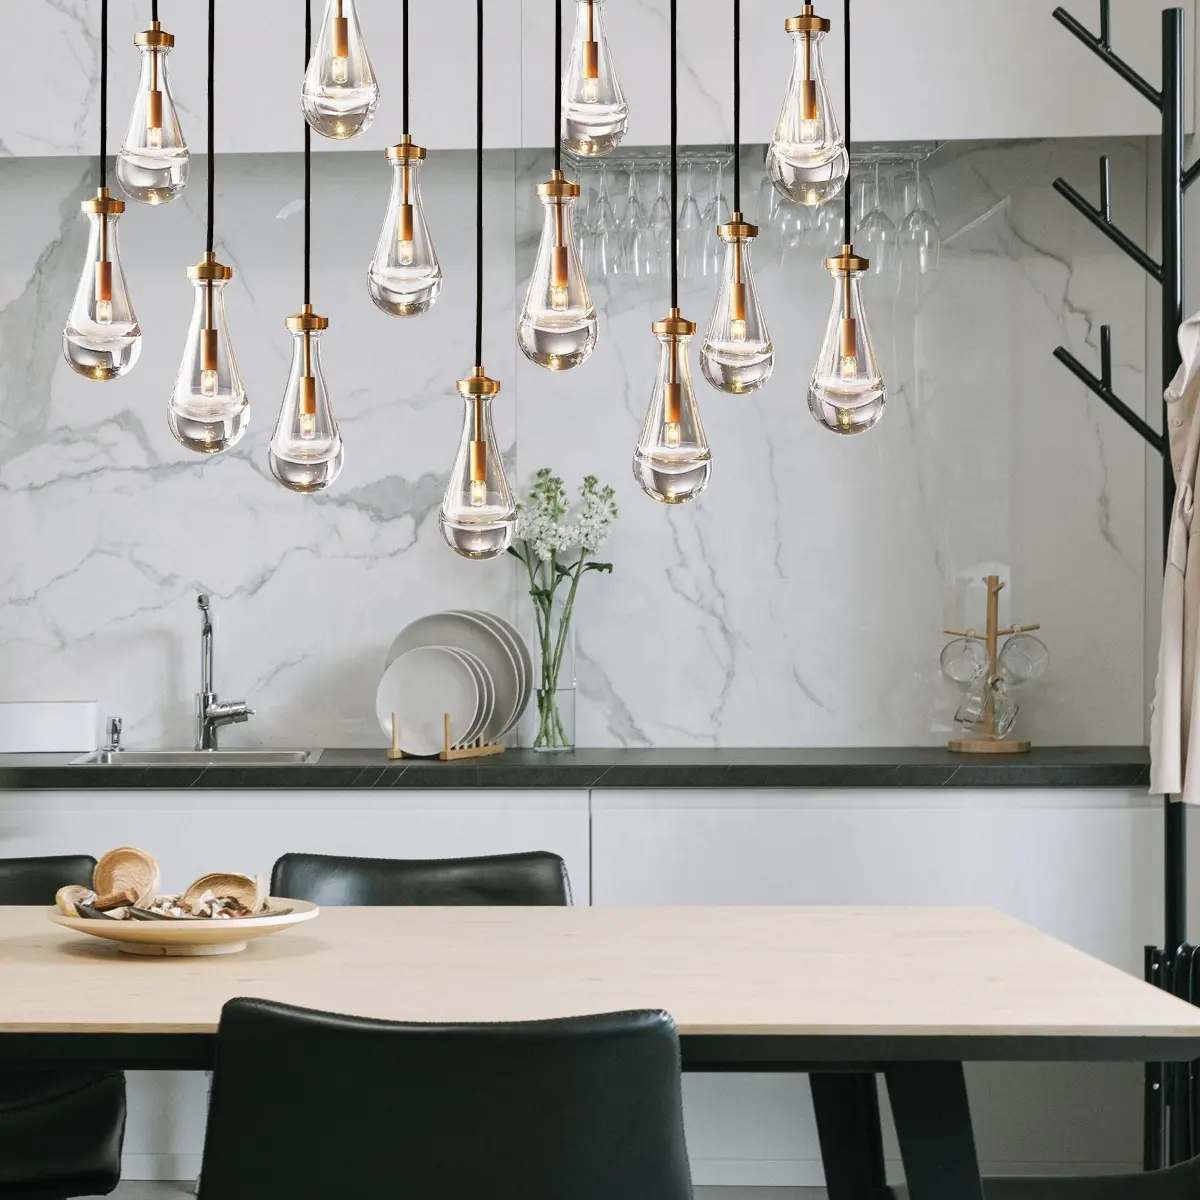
[1151,312,1200,804]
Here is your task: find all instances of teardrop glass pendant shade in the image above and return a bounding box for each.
[116,24,188,204]
[439,370,517,560]
[168,255,249,454]
[700,217,773,394]
[808,246,886,435]
[766,10,847,207]
[268,309,344,492]
[368,140,442,316]
[302,0,378,140]
[561,0,628,157]
[518,172,597,371]
[633,312,711,504]
[62,191,142,381]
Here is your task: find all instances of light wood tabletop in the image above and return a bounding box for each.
[2,905,1199,1065]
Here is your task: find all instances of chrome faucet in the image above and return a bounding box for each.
[195,594,254,750]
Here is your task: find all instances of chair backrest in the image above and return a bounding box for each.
[198,999,692,1200]
[270,849,572,906]
[0,854,96,905]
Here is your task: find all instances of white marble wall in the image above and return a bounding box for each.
[0,138,1151,748]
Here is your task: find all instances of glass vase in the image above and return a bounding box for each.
[524,590,577,752]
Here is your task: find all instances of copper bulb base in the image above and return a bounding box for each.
[386,133,427,161]
[134,20,174,47]
[286,303,330,332]
[652,307,697,336]
[188,251,233,281]
[81,187,125,216]
[825,244,870,274]
[457,366,501,397]
[785,5,831,33]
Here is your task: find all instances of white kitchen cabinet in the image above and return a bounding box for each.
[0,787,589,1182]
[591,787,1161,1186]
[521,0,1195,147]
[4,0,524,158]
[7,0,1191,161]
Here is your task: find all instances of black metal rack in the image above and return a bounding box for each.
[1051,0,1189,1168]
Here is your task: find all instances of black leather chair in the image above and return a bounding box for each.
[0,855,126,1199]
[270,849,572,906]
[197,998,692,1200]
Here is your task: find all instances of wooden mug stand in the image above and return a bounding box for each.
[944,575,1040,755]
[386,712,505,762]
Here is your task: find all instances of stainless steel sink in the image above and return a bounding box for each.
[70,749,323,766]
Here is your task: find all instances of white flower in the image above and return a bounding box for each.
[514,469,618,560]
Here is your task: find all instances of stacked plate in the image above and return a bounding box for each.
[376,611,533,756]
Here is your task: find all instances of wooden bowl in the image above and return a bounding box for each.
[47,898,319,956]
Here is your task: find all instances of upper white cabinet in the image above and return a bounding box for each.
[522,0,1195,145]
[2,0,523,157]
[2,0,1193,158]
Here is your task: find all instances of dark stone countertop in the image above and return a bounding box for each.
[0,746,1151,790]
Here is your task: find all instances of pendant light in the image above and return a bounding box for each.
[808,0,886,435]
[270,2,344,493]
[517,0,597,371]
[368,0,441,317]
[302,0,378,140]
[560,0,628,156]
[168,0,248,454]
[116,1,188,204]
[766,3,847,206]
[62,0,142,382]
[700,0,773,395]
[439,0,517,560]
[633,0,711,505]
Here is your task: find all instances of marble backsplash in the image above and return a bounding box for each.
[0,138,1151,748]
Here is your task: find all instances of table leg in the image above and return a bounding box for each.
[811,1072,889,1200]
[884,1062,984,1200]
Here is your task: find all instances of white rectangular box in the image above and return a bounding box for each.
[0,702,98,752]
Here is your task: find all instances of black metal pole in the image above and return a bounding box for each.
[1163,7,1184,960]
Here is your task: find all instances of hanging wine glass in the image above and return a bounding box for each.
[677,162,704,280]
[855,162,897,276]
[647,163,672,277]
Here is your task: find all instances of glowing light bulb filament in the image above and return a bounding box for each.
[730,264,747,343]
[200,320,219,397]
[550,241,570,312]
[663,345,683,449]
[299,330,318,437]
[582,1,600,102]
[469,430,487,507]
[94,248,113,326]
[300,375,317,438]
[331,3,350,83]
[799,34,819,142]
[839,313,858,379]
[397,195,415,264]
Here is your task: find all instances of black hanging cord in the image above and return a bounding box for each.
[670,0,678,309]
[402,0,409,134]
[732,0,740,212]
[151,0,158,22]
[553,0,561,173]
[475,0,483,366]
[206,0,215,254]
[99,0,108,189]
[843,0,851,241]
[304,0,312,305]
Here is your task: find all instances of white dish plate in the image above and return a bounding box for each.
[48,898,319,956]
[376,646,479,757]
[446,646,493,748]
[386,612,518,743]
[467,610,533,736]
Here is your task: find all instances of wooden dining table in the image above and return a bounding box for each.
[3,904,1199,1199]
